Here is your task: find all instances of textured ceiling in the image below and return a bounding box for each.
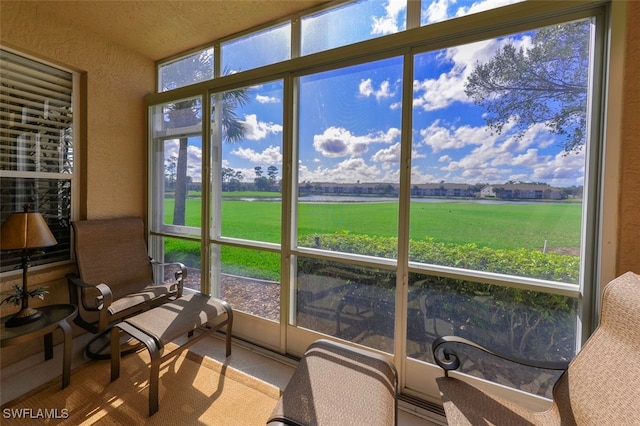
[36,1,330,61]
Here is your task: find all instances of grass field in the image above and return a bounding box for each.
[164,198,581,250]
[162,198,581,281]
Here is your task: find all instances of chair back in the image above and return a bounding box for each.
[553,271,640,424]
[72,217,154,301]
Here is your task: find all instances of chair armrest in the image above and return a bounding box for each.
[151,260,186,296]
[432,335,569,376]
[66,273,113,311]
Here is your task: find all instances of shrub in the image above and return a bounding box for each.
[301,232,579,360]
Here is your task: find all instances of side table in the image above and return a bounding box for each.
[1,304,78,389]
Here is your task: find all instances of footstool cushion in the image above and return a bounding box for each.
[125,293,230,346]
[110,292,233,416]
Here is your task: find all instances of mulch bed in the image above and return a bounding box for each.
[167,267,280,321]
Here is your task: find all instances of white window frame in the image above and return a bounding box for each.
[148,0,620,408]
[0,47,79,275]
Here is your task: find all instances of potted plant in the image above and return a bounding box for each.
[2,284,49,306]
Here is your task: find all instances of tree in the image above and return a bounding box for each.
[222,167,244,191]
[165,156,177,189]
[465,21,590,153]
[163,53,251,225]
[267,165,278,190]
[253,166,270,191]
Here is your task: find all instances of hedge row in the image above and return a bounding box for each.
[303,231,579,283]
[301,232,579,360]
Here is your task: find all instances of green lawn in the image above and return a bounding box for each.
[163,199,581,279]
[165,198,581,250]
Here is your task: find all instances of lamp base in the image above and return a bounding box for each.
[5,307,42,328]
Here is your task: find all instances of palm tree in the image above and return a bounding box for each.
[163,52,251,225]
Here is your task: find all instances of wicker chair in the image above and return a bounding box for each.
[67,217,185,359]
[432,271,640,425]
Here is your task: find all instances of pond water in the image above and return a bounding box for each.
[229,195,563,205]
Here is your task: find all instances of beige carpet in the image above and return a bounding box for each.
[2,345,281,425]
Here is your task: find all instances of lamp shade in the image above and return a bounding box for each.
[0,212,57,250]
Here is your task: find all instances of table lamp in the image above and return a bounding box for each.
[1,207,57,327]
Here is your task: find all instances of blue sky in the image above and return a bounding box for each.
[166,0,587,189]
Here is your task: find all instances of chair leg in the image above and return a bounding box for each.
[110,327,121,382]
[223,302,233,357]
[148,343,161,416]
[111,322,163,416]
[87,327,144,360]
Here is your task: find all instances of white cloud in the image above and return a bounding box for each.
[299,157,384,183]
[164,139,203,182]
[413,35,532,112]
[231,145,282,165]
[453,0,522,18]
[313,126,400,158]
[371,0,406,35]
[256,94,279,104]
[359,78,396,101]
[220,160,268,182]
[422,0,453,24]
[187,145,203,182]
[422,0,522,24]
[419,120,488,152]
[429,118,583,185]
[410,165,440,184]
[372,142,401,163]
[240,114,283,140]
[163,139,180,160]
[531,150,586,186]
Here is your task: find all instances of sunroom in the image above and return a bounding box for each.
[1,0,639,424]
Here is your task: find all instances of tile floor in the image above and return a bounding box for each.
[1,333,444,425]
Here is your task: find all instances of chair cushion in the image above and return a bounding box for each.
[107,283,177,317]
[435,272,640,426]
[268,339,396,426]
[437,376,560,426]
[124,293,230,345]
[554,271,640,424]
[73,217,154,300]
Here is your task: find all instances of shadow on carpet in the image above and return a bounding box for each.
[1,344,280,425]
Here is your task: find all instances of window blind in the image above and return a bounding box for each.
[0,49,74,273]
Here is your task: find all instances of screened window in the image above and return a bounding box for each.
[149,96,203,233]
[301,0,406,56]
[149,96,203,290]
[409,19,590,284]
[0,49,74,273]
[215,80,283,242]
[421,0,523,26]
[296,57,403,258]
[158,48,214,92]
[150,0,610,404]
[209,80,284,322]
[222,24,291,74]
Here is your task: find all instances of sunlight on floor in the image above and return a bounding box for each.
[1,333,443,425]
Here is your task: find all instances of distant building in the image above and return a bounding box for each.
[300,182,399,196]
[480,184,564,200]
[410,183,475,198]
[299,182,477,198]
[297,181,566,200]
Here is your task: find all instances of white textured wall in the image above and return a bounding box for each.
[618,1,640,274]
